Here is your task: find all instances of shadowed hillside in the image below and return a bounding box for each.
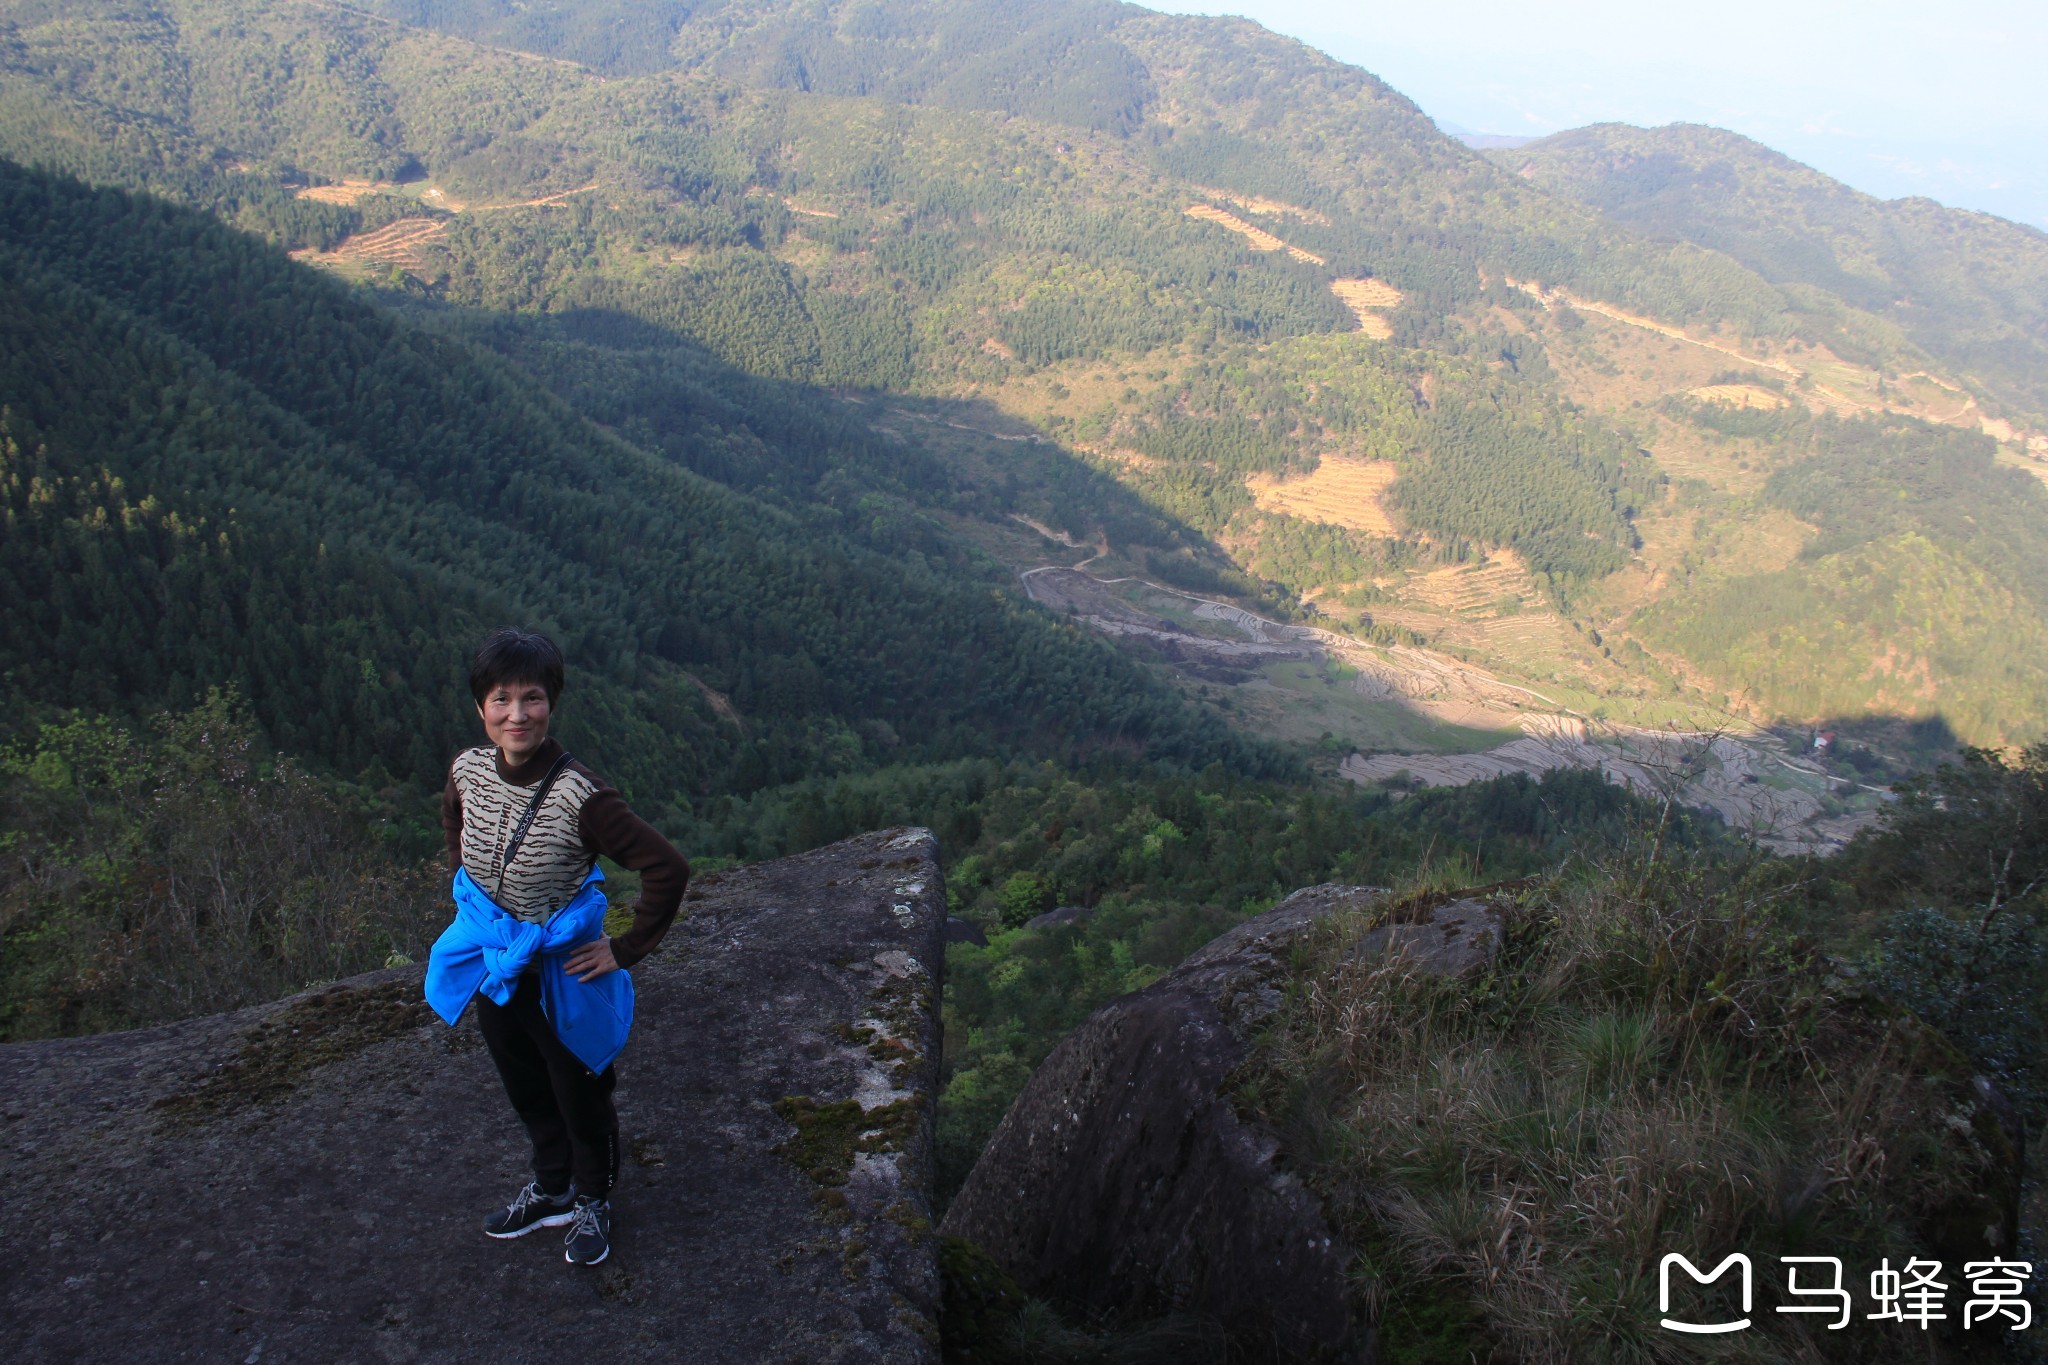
[0,158,1271,813]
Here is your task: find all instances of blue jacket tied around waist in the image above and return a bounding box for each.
[424,866,635,1073]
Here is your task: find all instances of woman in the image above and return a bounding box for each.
[425,628,689,1267]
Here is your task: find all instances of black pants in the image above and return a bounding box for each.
[475,973,620,1198]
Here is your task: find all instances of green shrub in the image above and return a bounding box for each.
[0,693,439,1039]
[997,872,1056,928]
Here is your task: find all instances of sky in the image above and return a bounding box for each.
[1147,1,2048,230]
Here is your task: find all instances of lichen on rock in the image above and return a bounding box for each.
[152,977,431,1130]
[773,1094,922,1194]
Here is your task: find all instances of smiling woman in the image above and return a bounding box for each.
[431,627,691,1269]
[473,631,561,767]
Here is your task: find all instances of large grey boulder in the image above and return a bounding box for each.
[0,828,947,1364]
[942,883,1429,1360]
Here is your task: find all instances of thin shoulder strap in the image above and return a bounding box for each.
[502,751,575,870]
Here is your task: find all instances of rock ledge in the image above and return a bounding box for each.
[0,828,946,1364]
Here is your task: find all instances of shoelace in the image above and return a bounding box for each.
[566,1200,608,1241]
[512,1183,565,1218]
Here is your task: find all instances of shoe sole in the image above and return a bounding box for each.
[484,1210,576,1240]
[566,1242,611,1266]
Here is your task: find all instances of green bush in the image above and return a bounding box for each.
[997,872,1056,928]
[0,693,439,1039]
[1878,904,2043,1112]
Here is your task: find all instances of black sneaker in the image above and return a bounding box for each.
[482,1181,576,1239]
[563,1195,612,1266]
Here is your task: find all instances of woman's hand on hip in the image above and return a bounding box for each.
[565,938,620,981]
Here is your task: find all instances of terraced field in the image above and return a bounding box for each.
[1379,553,1590,675]
[1404,553,1534,615]
[295,179,398,205]
[1328,278,1402,338]
[1193,188,1330,225]
[293,183,598,276]
[1184,206,1401,336]
[1246,458,1401,534]
[1182,203,1325,264]
[292,217,448,271]
[1687,383,1788,409]
[1336,279,1402,307]
[1467,609,1580,672]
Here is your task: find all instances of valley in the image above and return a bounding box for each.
[1016,555,1881,851]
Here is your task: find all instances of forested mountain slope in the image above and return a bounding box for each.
[1503,122,2048,425]
[0,160,1263,817]
[2,0,2044,758]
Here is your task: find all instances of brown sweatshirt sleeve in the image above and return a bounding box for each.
[578,789,690,968]
[441,769,465,874]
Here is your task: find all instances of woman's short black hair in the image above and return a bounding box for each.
[470,628,565,705]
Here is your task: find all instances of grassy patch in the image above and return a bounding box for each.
[938,1234,1231,1365]
[1246,849,2017,1361]
[1232,658,1515,754]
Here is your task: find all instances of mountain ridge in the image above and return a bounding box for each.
[1502,120,2048,425]
[0,156,1269,810]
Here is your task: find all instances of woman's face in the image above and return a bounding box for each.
[477,680,552,764]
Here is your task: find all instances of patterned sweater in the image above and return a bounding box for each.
[440,737,688,968]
